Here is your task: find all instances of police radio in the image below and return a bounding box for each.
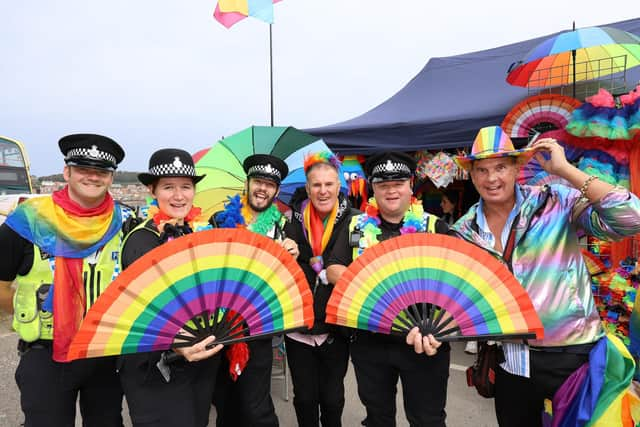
[349,227,362,248]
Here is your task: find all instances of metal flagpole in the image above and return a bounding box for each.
[269,23,274,126]
[572,21,576,98]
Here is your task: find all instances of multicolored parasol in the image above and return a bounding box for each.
[214,0,283,29]
[193,126,347,219]
[507,26,640,89]
[501,94,582,138]
[325,233,544,342]
[67,228,314,360]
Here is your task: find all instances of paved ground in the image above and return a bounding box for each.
[0,313,497,426]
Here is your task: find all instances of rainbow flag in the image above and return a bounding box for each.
[545,334,640,427]
[214,0,283,29]
[630,290,640,380]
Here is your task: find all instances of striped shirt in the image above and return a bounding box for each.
[476,187,530,377]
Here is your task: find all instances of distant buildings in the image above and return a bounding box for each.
[37,180,149,207]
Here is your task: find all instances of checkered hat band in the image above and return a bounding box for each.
[148,163,197,177]
[247,165,281,179]
[371,162,411,176]
[66,147,116,164]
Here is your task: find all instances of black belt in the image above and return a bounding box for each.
[17,339,52,354]
[529,342,595,354]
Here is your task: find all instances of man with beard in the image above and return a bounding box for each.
[283,151,357,427]
[211,153,299,427]
[326,152,450,427]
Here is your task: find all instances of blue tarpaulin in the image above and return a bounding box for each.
[306,18,640,154]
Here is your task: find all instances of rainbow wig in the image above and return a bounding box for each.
[303,151,342,174]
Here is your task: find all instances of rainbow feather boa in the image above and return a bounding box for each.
[216,194,282,236]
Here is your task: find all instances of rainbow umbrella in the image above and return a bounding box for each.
[507,26,640,92]
[214,0,283,29]
[193,126,347,219]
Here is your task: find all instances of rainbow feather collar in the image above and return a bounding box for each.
[217,194,282,236]
[354,197,425,256]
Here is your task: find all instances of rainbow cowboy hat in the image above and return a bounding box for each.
[454,126,535,171]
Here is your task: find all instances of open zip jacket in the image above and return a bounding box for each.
[452,184,640,347]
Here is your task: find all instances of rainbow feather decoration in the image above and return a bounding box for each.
[67,228,313,360]
[326,234,544,341]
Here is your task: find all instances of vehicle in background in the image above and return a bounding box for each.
[0,135,36,224]
[0,136,33,195]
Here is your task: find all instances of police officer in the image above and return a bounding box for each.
[326,152,450,427]
[118,148,223,427]
[211,153,298,427]
[0,134,129,427]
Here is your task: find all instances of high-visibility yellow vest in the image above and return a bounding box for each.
[12,233,123,342]
[347,211,438,260]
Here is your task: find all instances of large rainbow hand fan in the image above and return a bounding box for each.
[68,228,314,360]
[326,234,544,342]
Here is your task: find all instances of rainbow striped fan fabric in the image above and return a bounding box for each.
[326,234,544,342]
[501,94,582,138]
[68,228,313,360]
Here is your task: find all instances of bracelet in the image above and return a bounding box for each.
[579,175,598,199]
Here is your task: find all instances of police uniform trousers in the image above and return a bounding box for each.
[119,351,220,427]
[212,337,278,427]
[15,340,124,427]
[285,334,350,427]
[494,346,591,427]
[350,332,450,427]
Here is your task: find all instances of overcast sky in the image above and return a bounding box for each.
[1,1,636,176]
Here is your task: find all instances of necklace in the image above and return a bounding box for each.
[218,194,282,236]
[354,197,426,256]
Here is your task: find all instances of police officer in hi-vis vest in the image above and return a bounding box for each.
[0,134,131,427]
[326,152,450,427]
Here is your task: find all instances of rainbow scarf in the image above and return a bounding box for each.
[302,199,337,258]
[5,187,122,258]
[6,187,121,361]
[544,334,640,427]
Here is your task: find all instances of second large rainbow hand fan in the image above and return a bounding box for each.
[68,228,314,360]
[326,234,543,342]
